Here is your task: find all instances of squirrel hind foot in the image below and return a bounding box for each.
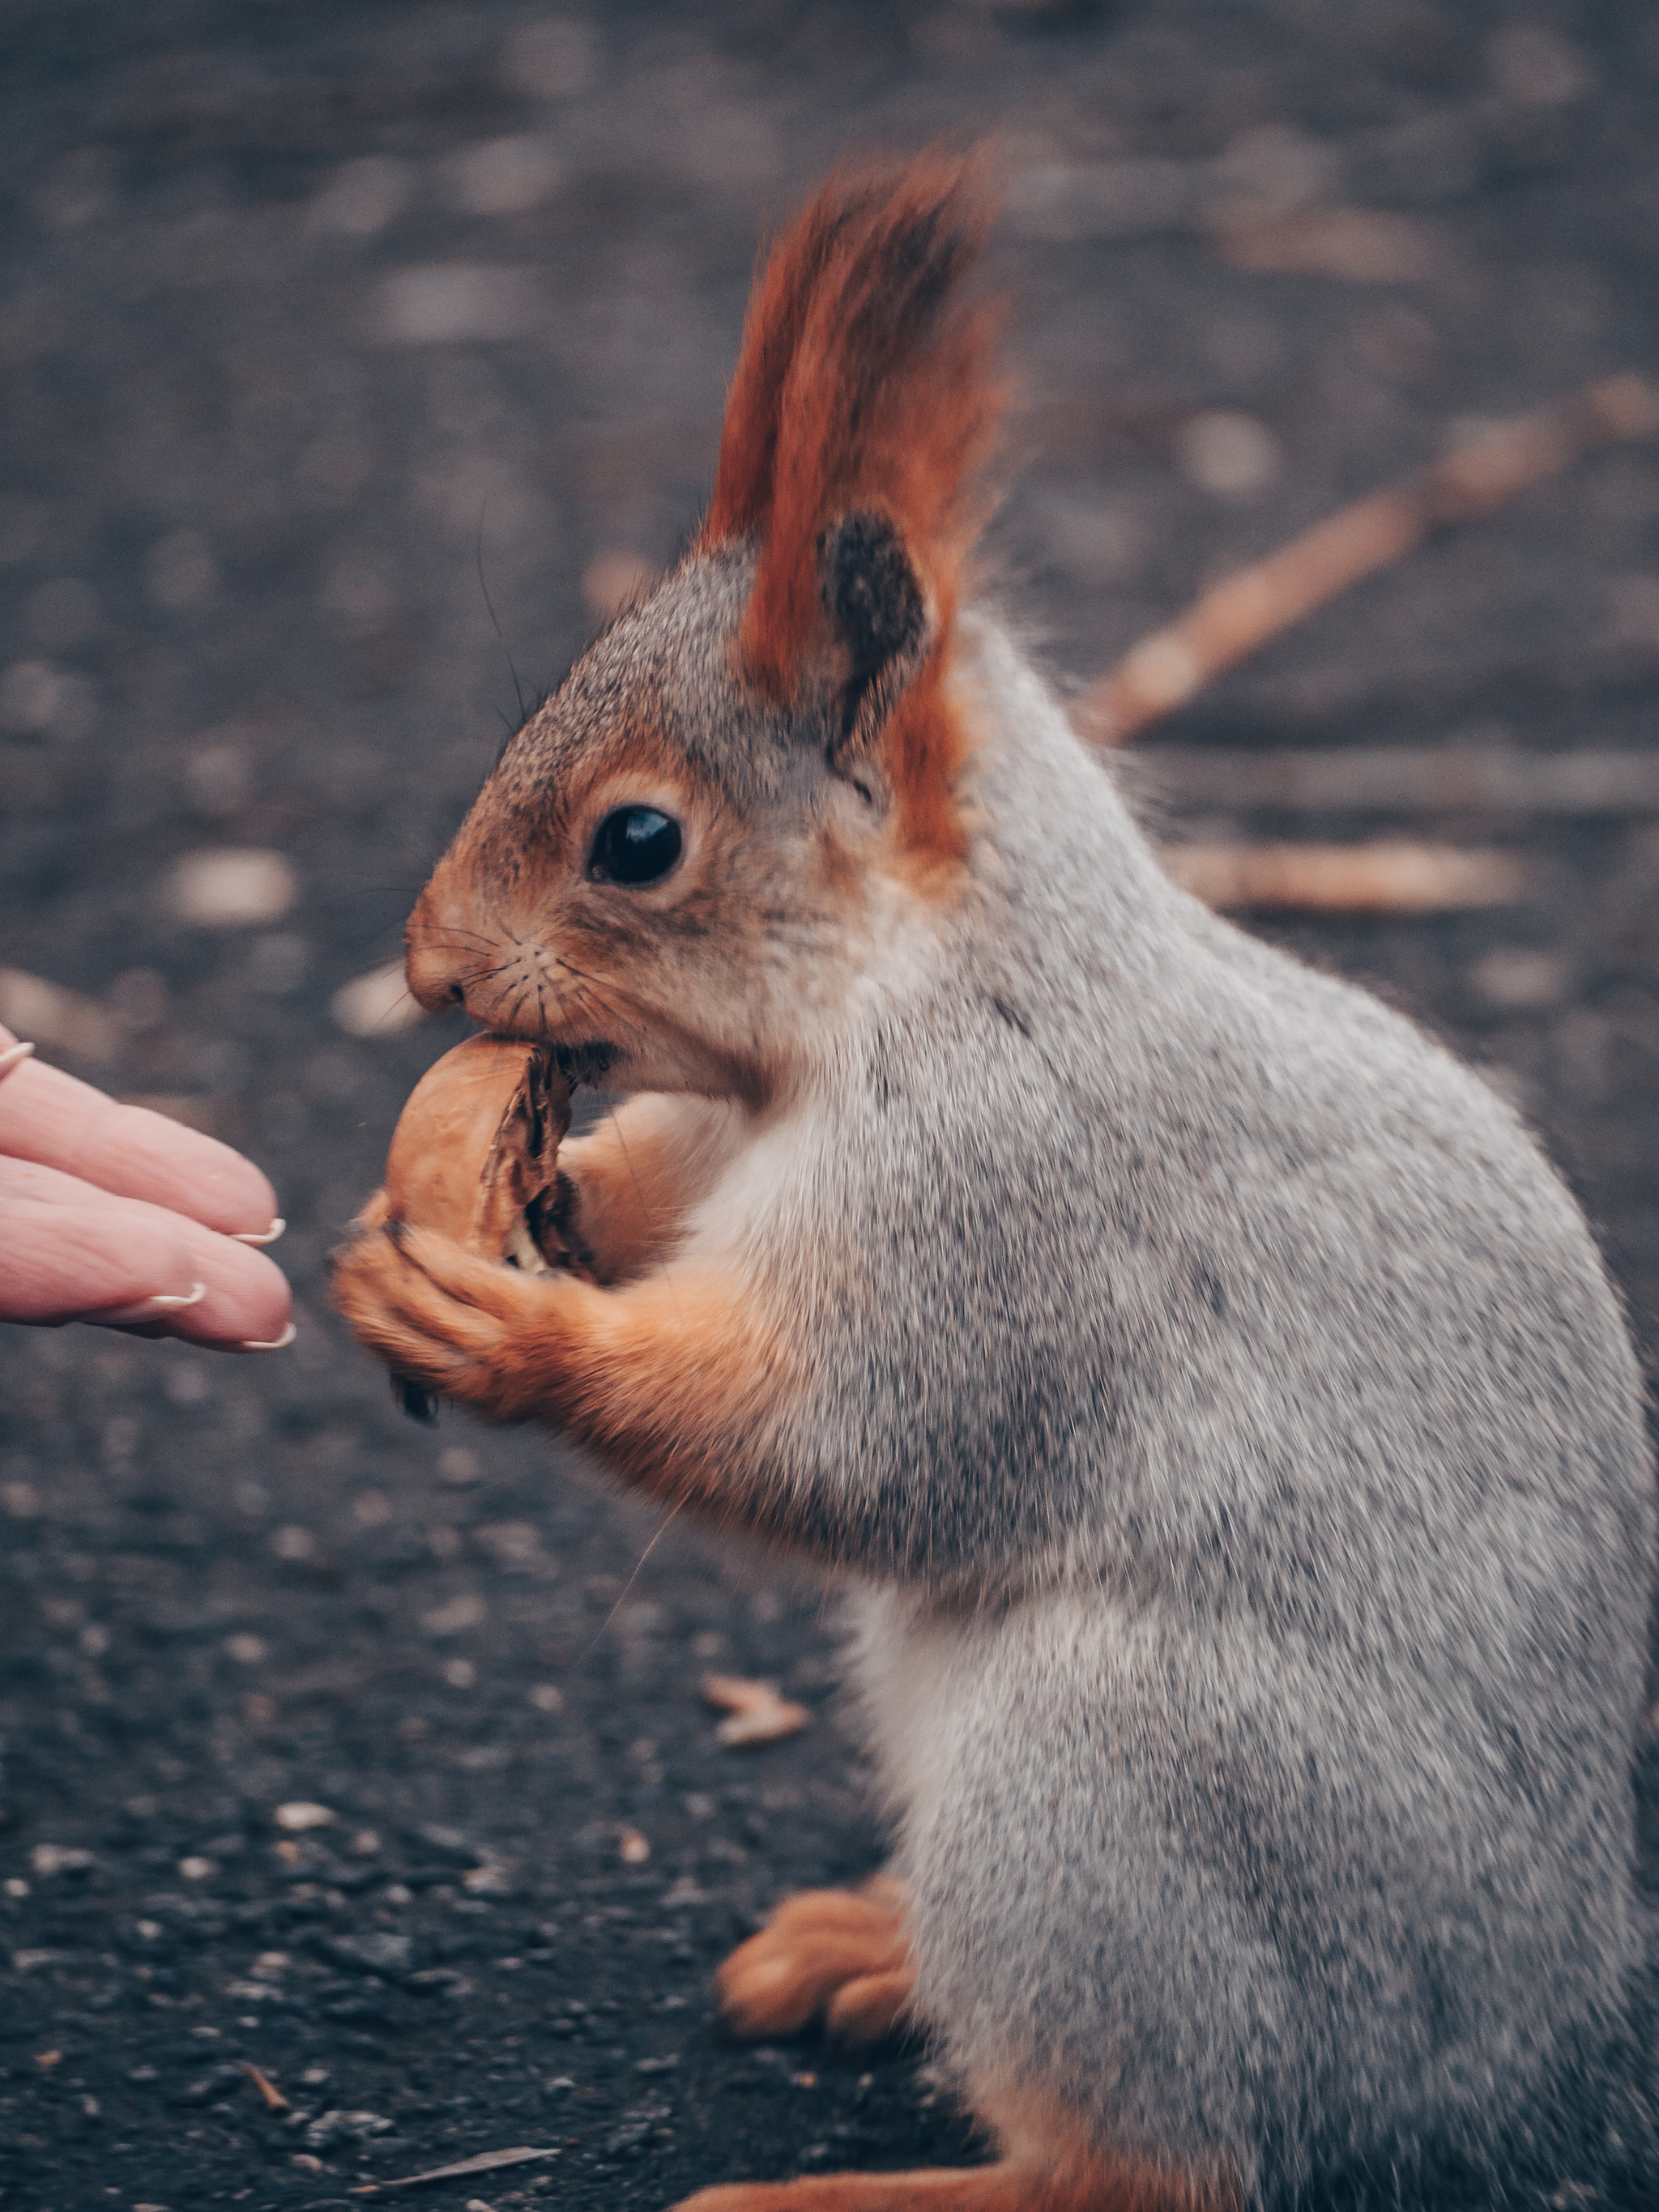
[669,2154,1226,2212]
[823,1966,915,2045]
[715,1880,913,2041]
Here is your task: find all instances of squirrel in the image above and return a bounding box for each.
[332,151,1657,2212]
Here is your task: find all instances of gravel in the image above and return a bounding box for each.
[2,5,1657,2209]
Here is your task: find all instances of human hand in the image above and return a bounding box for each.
[0,1025,292,1349]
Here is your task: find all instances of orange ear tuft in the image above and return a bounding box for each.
[706,150,1004,704]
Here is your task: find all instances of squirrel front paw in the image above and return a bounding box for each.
[335,1209,792,1516]
[331,1216,577,1422]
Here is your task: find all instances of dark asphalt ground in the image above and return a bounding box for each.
[2,5,1659,2209]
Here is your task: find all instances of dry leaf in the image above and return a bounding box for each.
[349,2143,561,2193]
[702,1673,810,1748]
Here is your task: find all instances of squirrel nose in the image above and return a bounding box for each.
[405,932,473,1016]
[403,878,488,1013]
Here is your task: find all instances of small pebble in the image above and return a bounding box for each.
[1468,948,1571,1010]
[375,266,544,346]
[1175,411,1282,498]
[446,136,565,216]
[0,966,120,1061]
[498,18,598,98]
[273,1801,335,1834]
[424,1592,487,1637]
[168,849,297,927]
[309,156,415,237]
[0,658,97,740]
[30,1844,92,1876]
[331,961,424,1038]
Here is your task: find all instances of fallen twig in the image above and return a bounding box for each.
[1141,744,1659,816]
[242,2061,290,2114]
[1075,374,1659,748]
[350,2144,560,2193]
[1163,840,1525,914]
[702,1673,810,1748]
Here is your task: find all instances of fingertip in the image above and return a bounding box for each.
[156,1237,292,1351]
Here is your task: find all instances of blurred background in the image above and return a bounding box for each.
[2,5,1658,2207]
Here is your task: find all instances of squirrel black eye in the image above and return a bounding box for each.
[588,805,683,886]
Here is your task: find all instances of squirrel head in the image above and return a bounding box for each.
[406,150,1004,1103]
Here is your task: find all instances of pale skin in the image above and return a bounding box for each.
[0,1025,292,1349]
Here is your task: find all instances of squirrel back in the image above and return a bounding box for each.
[349,151,1656,2208]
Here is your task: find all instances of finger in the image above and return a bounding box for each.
[130,1221,292,1350]
[0,1032,280,1238]
[0,1157,292,1348]
[0,1158,197,1323]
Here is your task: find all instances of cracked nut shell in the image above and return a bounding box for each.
[382,1034,578,1273]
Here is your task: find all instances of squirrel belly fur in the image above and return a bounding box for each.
[334,151,1657,2212]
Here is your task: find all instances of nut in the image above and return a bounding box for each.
[382,1034,582,1273]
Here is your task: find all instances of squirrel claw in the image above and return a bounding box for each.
[395,1375,439,1424]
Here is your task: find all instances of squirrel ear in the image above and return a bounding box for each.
[819,509,932,767]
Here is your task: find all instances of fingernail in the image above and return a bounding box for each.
[0,1040,36,1082]
[230,1217,286,1247]
[239,1321,297,1352]
[90,1283,209,1324]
